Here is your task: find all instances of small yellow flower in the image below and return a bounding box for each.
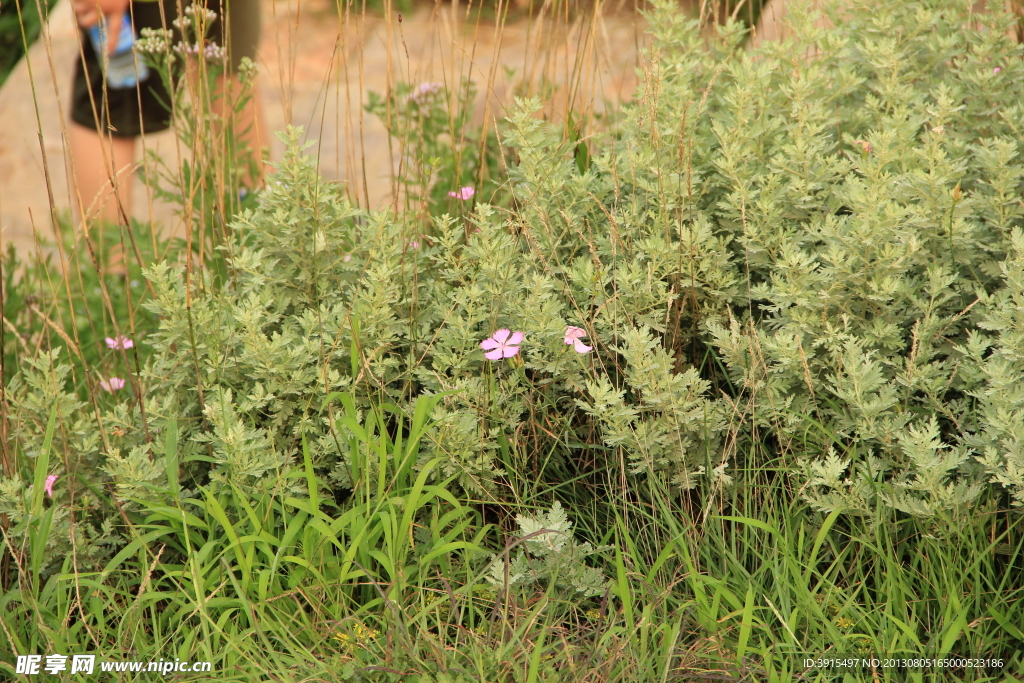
[850,636,872,654]
[835,617,854,630]
[355,623,379,640]
[584,609,601,620]
[332,622,380,648]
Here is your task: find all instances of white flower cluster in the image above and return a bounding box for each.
[203,42,226,62]
[172,40,225,63]
[173,41,199,56]
[173,4,217,31]
[237,56,258,79]
[185,3,218,21]
[136,27,173,54]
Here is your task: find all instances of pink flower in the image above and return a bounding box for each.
[480,329,523,360]
[994,67,1001,73]
[564,326,593,354]
[852,140,872,155]
[105,334,134,350]
[100,377,126,393]
[44,474,58,498]
[448,186,475,201]
[408,81,443,103]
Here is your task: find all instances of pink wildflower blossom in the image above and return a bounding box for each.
[449,186,475,201]
[852,140,872,155]
[481,329,523,360]
[408,81,443,103]
[564,326,593,354]
[105,334,134,350]
[44,474,58,498]
[100,377,126,393]
[994,67,1001,73]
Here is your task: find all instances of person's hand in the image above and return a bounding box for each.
[71,0,129,29]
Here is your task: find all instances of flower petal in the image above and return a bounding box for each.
[102,377,126,392]
[501,345,520,358]
[565,326,586,340]
[572,340,593,354]
[480,338,501,350]
[492,329,511,343]
[484,348,504,360]
[507,331,524,345]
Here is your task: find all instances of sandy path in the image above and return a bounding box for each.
[0,0,646,265]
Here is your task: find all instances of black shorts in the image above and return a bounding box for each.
[70,0,261,138]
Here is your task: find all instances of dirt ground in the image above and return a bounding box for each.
[0,0,647,265]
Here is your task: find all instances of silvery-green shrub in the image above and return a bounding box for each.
[484,501,612,598]
[688,0,1024,513]
[8,0,1024,563]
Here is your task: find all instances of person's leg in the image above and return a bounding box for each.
[68,123,136,273]
[214,74,268,189]
[68,122,136,228]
